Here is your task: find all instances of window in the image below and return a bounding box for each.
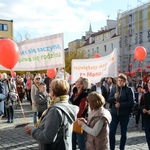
[96,47,99,53]
[92,48,94,54]
[0,24,2,30]
[104,45,107,52]
[111,43,113,50]
[129,14,132,23]
[0,24,8,31]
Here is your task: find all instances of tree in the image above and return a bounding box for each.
[65,46,86,74]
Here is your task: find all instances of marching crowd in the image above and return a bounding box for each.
[0,72,150,150]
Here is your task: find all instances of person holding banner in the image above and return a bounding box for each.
[72,76,91,150]
[108,73,134,150]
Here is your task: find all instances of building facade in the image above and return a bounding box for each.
[118,2,150,73]
[81,20,119,58]
[0,19,13,39]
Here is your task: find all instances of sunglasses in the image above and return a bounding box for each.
[36,78,40,80]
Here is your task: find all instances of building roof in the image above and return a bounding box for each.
[0,19,13,22]
[93,28,115,36]
[83,27,117,47]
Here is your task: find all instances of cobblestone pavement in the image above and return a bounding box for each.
[0,101,149,150]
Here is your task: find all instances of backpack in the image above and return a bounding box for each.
[44,106,69,150]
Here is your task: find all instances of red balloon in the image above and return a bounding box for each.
[134,46,147,61]
[46,68,56,78]
[136,67,141,72]
[132,57,136,61]
[11,70,16,77]
[129,63,132,67]
[142,69,146,72]
[130,71,136,76]
[94,53,101,58]
[147,65,150,68]
[0,39,19,69]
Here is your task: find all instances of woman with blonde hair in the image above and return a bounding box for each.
[31,74,42,125]
[72,76,91,150]
[25,78,79,150]
[78,92,112,150]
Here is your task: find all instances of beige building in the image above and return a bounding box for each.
[0,19,13,39]
[80,20,119,58]
[118,1,150,73]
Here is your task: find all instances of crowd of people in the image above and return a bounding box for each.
[0,71,150,150]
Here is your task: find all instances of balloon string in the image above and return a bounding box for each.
[15,87,28,126]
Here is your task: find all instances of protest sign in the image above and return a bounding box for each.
[0,33,64,71]
[71,49,118,83]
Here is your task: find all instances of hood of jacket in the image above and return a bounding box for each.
[53,101,79,123]
[92,107,112,124]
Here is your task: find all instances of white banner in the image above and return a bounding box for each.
[71,49,118,84]
[0,33,65,71]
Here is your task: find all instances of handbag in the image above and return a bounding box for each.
[73,120,83,134]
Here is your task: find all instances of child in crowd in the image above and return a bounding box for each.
[78,91,112,150]
[35,82,48,119]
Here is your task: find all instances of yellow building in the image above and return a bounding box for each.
[0,19,13,39]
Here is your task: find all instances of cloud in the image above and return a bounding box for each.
[0,0,106,42]
[69,0,103,6]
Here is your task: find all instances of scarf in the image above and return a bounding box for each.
[35,95,69,127]
[49,95,69,106]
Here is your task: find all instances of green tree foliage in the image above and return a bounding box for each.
[65,48,86,74]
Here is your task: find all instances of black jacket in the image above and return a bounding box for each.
[89,85,108,101]
[0,81,6,101]
[108,85,134,115]
[140,92,150,120]
[44,77,51,93]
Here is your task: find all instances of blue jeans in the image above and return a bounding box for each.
[109,114,130,150]
[33,112,37,125]
[72,132,86,150]
[144,120,150,149]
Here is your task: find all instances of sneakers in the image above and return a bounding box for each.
[7,119,14,123]
[7,120,10,123]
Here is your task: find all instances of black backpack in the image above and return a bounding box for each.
[44,106,70,150]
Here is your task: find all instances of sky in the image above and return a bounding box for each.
[0,0,149,48]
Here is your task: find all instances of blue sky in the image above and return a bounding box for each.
[0,0,149,48]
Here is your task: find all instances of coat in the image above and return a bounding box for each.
[31,100,79,150]
[89,85,108,101]
[108,85,134,115]
[35,91,47,113]
[31,83,38,112]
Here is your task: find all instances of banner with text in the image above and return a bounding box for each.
[71,49,118,83]
[0,33,65,71]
